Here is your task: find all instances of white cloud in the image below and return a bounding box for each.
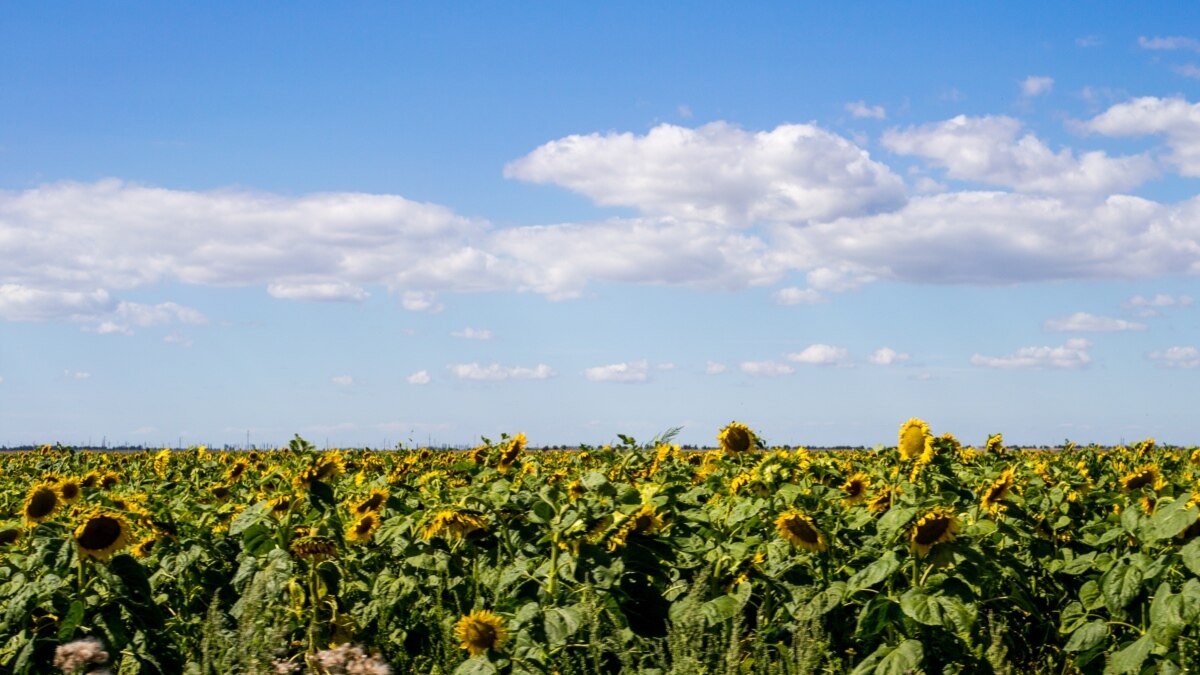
[845,100,887,119]
[1175,64,1200,80]
[883,115,1157,195]
[739,360,794,376]
[1124,293,1194,316]
[1087,97,1200,175]
[655,362,676,371]
[505,121,907,225]
[163,332,192,347]
[401,291,444,313]
[705,361,727,375]
[1043,312,1146,332]
[64,370,91,380]
[268,282,369,302]
[785,344,851,366]
[677,104,693,119]
[1138,36,1200,52]
[0,285,113,321]
[331,375,354,386]
[970,338,1092,369]
[448,363,554,381]
[0,375,4,384]
[407,370,431,385]
[450,327,493,340]
[87,320,132,335]
[1021,76,1055,97]
[1076,36,1102,48]
[1148,346,1200,368]
[868,347,910,365]
[584,360,649,383]
[772,286,823,305]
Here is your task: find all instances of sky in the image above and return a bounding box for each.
[3,3,1200,449]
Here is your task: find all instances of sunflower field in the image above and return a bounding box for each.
[4,420,1200,674]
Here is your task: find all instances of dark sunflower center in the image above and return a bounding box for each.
[0,528,20,544]
[1126,472,1154,490]
[467,622,496,648]
[357,495,384,513]
[77,516,122,550]
[60,483,81,500]
[787,518,819,543]
[725,428,751,453]
[355,517,375,535]
[101,475,119,488]
[845,481,865,498]
[915,517,950,545]
[26,488,58,519]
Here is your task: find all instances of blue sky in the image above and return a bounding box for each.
[3,3,1200,448]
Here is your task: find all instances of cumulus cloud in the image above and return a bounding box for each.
[450,327,493,340]
[739,360,794,376]
[883,115,1157,195]
[1138,36,1200,52]
[584,360,650,383]
[845,101,887,119]
[407,370,431,385]
[331,375,354,386]
[705,361,727,375]
[1043,312,1146,332]
[868,347,910,365]
[268,282,369,302]
[1124,293,1194,316]
[448,363,554,381]
[772,286,823,305]
[401,291,444,313]
[1021,76,1054,97]
[970,338,1092,369]
[0,285,113,321]
[1147,346,1200,368]
[1087,97,1200,175]
[785,344,851,366]
[504,122,907,225]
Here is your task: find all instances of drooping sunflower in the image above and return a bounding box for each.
[131,535,158,558]
[225,459,250,482]
[718,422,756,454]
[980,468,1017,514]
[985,433,1005,455]
[606,504,662,551]
[867,485,898,514]
[352,488,389,515]
[58,477,83,504]
[454,609,508,656]
[23,482,60,525]
[74,511,132,561]
[898,419,931,462]
[910,507,959,557]
[1121,464,1164,492]
[841,472,871,505]
[0,525,23,546]
[496,433,527,474]
[290,535,338,561]
[346,512,381,544]
[774,509,828,553]
[421,509,487,540]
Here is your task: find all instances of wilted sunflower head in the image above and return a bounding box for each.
[23,482,60,525]
[867,485,897,514]
[421,509,486,540]
[718,422,756,454]
[774,510,827,553]
[497,433,527,474]
[1121,464,1164,492]
[898,419,931,461]
[841,472,871,505]
[454,609,508,656]
[225,459,250,482]
[290,535,338,561]
[131,536,158,558]
[346,512,381,544]
[981,468,1017,514]
[352,488,389,515]
[74,511,132,561]
[986,433,1005,455]
[0,525,23,546]
[910,507,959,557]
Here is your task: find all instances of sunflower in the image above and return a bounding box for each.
[841,472,871,505]
[131,535,158,558]
[867,485,897,514]
[910,507,959,557]
[606,504,662,551]
[774,510,828,553]
[346,512,381,544]
[421,509,487,540]
[985,433,1005,455]
[497,433,527,474]
[718,422,756,454]
[74,511,132,561]
[980,468,1017,514]
[58,478,83,504]
[225,459,250,482]
[898,419,931,462]
[352,488,389,515]
[290,535,337,560]
[454,609,508,656]
[567,479,585,501]
[81,471,102,488]
[23,482,60,525]
[267,494,294,516]
[100,472,120,489]
[1121,464,1164,492]
[0,525,22,546]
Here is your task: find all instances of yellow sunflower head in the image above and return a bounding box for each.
[986,433,1005,455]
[774,509,828,553]
[910,507,959,557]
[455,609,508,656]
[421,509,487,540]
[58,478,83,504]
[898,419,931,462]
[346,512,381,544]
[1121,464,1164,492]
[0,525,23,546]
[225,459,250,482]
[496,433,527,474]
[841,472,871,505]
[980,468,1017,514]
[718,422,756,454]
[352,488,389,515]
[100,472,120,490]
[131,536,158,558]
[23,482,60,525]
[74,511,132,561]
[867,485,898,514]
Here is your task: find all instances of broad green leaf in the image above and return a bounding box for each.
[701,594,739,624]
[1080,580,1105,611]
[1180,538,1200,577]
[847,551,900,593]
[1108,633,1154,675]
[1143,496,1198,541]
[1064,620,1108,652]
[544,606,583,648]
[454,655,498,675]
[877,507,919,541]
[1149,582,1185,647]
[804,581,847,618]
[876,640,923,675]
[1102,560,1144,613]
[57,600,84,642]
[1060,551,1097,575]
[900,589,975,634]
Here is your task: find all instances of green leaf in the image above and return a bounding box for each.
[1108,633,1154,675]
[544,606,584,648]
[701,594,739,624]
[308,480,336,509]
[876,507,919,541]
[876,640,924,675]
[1080,580,1105,611]
[57,600,84,642]
[804,581,847,618]
[1144,496,1198,541]
[900,589,974,634]
[1149,582,1186,647]
[847,552,900,593]
[453,655,499,675]
[241,523,277,557]
[1064,620,1108,652]
[1179,579,1200,622]
[1101,559,1144,613]
[1180,538,1200,577]
[228,502,269,536]
[1060,551,1097,575]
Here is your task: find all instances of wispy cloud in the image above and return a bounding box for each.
[63,369,91,380]
[845,100,886,119]
[785,344,851,366]
[407,370,431,385]
[772,287,823,305]
[1043,312,1146,332]
[1148,346,1200,368]
[331,375,354,386]
[970,339,1092,369]
[584,360,650,383]
[705,362,727,375]
[1020,76,1054,97]
[1138,36,1200,52]
[868,347,910,365]
[450,327,494,340]
[739,360,794,377]
[448,363,554,381]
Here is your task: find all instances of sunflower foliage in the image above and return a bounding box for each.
[4,425,1200,673]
